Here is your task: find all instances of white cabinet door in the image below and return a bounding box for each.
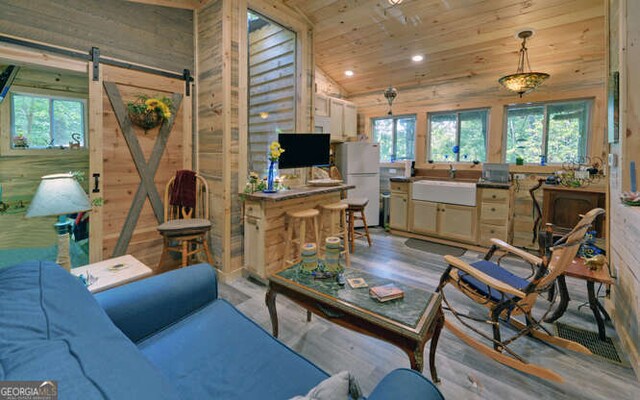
[330,99,344,141]
[343,103,357,138]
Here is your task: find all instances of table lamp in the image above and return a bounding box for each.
[26,173,92,271]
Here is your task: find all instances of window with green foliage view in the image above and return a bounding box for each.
[505,100,590,164]
[10,92,86,149]
[372,115,415,162]
[428,109,488,162]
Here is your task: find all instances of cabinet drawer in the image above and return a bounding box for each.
[482,188,509,202]
[245,202,262,218]
[390,181,409,193]
[481,203,509,223]
[478,224,508,246]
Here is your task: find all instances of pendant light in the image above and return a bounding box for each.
[498,30,550,97]
[383,86,398,115]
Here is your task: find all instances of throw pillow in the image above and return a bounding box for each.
[290,371,362,400]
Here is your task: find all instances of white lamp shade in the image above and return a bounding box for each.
[26,173,92,218]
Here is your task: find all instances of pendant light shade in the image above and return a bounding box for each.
[499,30,550,97]
[383,86,398,115]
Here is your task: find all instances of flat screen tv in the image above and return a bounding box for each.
[278,133,330,169]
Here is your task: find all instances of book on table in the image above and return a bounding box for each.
[369,283,404,302]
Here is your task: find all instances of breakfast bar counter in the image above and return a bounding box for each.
[242,184,354,282]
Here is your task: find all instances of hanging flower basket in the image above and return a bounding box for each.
[127,95,173,132]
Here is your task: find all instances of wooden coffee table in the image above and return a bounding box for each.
[266,265,444,382]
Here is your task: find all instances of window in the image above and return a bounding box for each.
[10,91,86,149]
[504,100,591,164]
[428,109,488,162]
[372,115,415,162]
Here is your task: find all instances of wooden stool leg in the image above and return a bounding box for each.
[299,219,306,259]
[342,209,350,267]
[313,215,320,250]
[361,210,372,247]
[318,211,325,259]
[349,210,355,253]
[181,240,188,267]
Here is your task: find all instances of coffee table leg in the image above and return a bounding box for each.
[409,344,425,373]
[429,308,445,383]
[265,288,279,338]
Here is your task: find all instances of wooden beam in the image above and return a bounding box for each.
[123,0,200,10]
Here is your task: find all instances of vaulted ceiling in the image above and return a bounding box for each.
[285,0,605,97]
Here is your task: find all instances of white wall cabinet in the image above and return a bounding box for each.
[314,94,357,142]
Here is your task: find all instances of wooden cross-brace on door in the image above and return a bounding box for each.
[104,81,183,257]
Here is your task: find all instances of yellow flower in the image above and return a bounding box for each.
[145,99,160,107]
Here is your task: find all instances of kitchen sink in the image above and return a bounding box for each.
[411,180,477,206]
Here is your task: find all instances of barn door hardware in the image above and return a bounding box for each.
[92,173,100,193]
[183,69,193,96]
[90,47,100,81]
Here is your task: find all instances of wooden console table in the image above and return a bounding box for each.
[545,257,614,340]
[542,185,606,237]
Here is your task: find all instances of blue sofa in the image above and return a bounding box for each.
[0,261,444,399]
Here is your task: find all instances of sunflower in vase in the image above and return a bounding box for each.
[265,141,285,193]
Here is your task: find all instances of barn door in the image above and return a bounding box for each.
[89,65,192,269]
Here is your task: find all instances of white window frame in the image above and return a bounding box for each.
[371,114,416,163]
[1,86,88,156]
[427,108,489,162]
[502,99,592,165]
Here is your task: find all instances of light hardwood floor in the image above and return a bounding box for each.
[220,229,639,399]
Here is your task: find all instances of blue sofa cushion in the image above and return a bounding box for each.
[0,261,179,400]
[367,369,444,400]
[139,299,329,400]
[459,260,529,302]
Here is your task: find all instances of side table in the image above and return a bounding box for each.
[545,257,614,340]
[72,255,153,293]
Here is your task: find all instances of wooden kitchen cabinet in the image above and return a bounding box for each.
[390,194,408,230]
[439,203,477,243]
[409,199,477,244]
[410,200,439,235]
[478,186,514,246]
[314,95,357,142]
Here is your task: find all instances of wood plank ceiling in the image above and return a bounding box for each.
[285,0,605,96]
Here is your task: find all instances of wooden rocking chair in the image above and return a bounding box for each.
[436,208,605,382]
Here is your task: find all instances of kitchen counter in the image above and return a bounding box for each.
[390,176,511,189]
[241,184,354,202]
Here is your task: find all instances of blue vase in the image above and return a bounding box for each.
[264,161,278,193]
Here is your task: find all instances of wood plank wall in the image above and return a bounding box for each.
[0,66,89,249]
[608,0,640,377]
[248,21,296,174]
[315,66,347,99]
[197,0,312,280]
[0,0,194,73]
[197,0,225,271]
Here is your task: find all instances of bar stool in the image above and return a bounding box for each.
[343,198,372,253]
[318,202,350,267]
[284,209,320,266]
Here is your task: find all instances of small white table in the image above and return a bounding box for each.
[72,255,153,293]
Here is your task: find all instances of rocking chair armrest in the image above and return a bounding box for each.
[490,238,543,266]
[444,255,527,299]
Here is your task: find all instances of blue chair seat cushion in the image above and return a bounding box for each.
[138,299,329,400]
[458,260,529,303]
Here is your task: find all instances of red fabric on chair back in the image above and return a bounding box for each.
[170,170,197,209]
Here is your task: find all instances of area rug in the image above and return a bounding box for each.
[555,322,628,366]
[404,238,466,257]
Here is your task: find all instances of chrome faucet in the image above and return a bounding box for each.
[449,164,457,179]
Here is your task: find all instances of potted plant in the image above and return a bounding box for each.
[127,95,173,132]
[12,134,28,149]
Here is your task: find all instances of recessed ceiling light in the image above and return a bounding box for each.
[412,55,424,62]
[345,70,354,77]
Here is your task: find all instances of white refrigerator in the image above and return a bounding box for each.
[335,142,380,227]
